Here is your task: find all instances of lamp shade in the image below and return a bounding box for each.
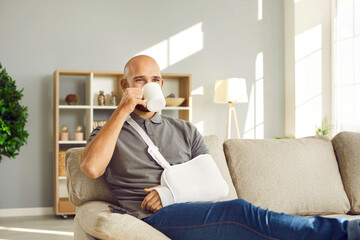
[214,78,248,103]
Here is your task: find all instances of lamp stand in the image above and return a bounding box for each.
[227,102,240,140]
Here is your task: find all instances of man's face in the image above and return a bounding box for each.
[125,58,163,89]
[123,56,164,112]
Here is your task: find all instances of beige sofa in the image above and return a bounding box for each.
[66,131,360,240]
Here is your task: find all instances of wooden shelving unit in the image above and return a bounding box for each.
[53,69,191,216]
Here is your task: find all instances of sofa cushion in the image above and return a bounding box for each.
[203,135,238,201]
[76,201,169,240]
[74,216,97,240]
[224,136,350,215]
[66,148,118,206]
[332,131,360,214]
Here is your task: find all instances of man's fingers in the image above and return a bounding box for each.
[141,189,163,213]
[146,197,160,211]
[118,88,145,114]
[150,200,161,211]
[154,205,162,213]
[145,192,158,211]
[141,190,156,209]
[147,199,161,212]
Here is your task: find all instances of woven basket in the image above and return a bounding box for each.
[165,97,185,107]
[59,151,66,176]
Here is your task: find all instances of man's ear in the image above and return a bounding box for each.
[120,78,129,91]
[160,78,164,88]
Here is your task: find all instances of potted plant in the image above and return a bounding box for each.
[315,117,332,136]
[0,63,29,162]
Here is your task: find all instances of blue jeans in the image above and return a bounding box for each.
[143,199,348,240]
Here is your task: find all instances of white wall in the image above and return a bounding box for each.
[0,0,284,210]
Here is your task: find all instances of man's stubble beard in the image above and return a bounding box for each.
[135,104,150,112]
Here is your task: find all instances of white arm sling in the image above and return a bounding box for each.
[126,116,229,203]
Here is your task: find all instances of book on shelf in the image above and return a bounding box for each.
[93,121,107,129]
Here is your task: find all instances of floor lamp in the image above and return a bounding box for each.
[214,78,248,140]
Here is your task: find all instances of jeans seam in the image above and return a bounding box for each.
[156,221,279,240]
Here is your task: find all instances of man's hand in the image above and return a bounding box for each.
[118,87,146,115]
[141,185,163,213]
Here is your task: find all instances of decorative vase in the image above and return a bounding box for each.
[110,91,117,106]
[65,94,79,105]
[98,91,105,106]
[74,125,84,141]
[60,125,70,141]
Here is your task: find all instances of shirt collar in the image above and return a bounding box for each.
[129,112,162,125]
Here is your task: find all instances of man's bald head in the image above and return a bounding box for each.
[120,55,164,113]
[123,55,161,80]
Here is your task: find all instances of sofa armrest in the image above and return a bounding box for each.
[76,201,169,240]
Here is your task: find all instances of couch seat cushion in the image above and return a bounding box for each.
[332,131,360,214]
[76,201,169,240]
[224,136,350,215]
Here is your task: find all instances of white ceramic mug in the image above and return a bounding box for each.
[142,82,166,112]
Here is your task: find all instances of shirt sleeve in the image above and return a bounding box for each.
[87,126,102,144]
[189,124,209,159]
[154,186,174,207]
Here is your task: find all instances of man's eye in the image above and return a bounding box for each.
[152,79,160,82]
[135,79,144,82]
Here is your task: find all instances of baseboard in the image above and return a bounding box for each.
[0,207,54,217]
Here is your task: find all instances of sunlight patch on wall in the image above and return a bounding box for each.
[295,25,322,61]
[294,25,322,137]
[191,86,204,96]
[258,0,263,21]
[244,83,255,139]
[256,79,264,139]
[169,23,204,65]
[255,52,264,138]
[137,40,168,70]
[136,23,204,70]
[244,52,264,139]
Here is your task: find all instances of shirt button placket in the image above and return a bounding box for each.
[145,120,156,145]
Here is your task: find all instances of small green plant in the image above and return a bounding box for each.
[0,63,29,162]
[315,117,332,136]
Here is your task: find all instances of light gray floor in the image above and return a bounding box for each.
[0,215,74,240]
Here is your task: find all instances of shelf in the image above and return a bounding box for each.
[59,105,91,109]
[54,70,191,216]
[93,106,117,110]
[59,140,87,144]
[92,106,190,110]
[164,106,190,110]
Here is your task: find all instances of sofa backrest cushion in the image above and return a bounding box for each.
[332,131,360,214]
[224,136,350,215]
[66,148,118,206]
[203,135,238,201]
[66,136,237,206]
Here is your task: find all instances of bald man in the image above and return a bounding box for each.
[80,55,359,240]
[80,55,172,215]
[80,55,209,217]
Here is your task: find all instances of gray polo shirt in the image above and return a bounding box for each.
[87,112,209,219]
